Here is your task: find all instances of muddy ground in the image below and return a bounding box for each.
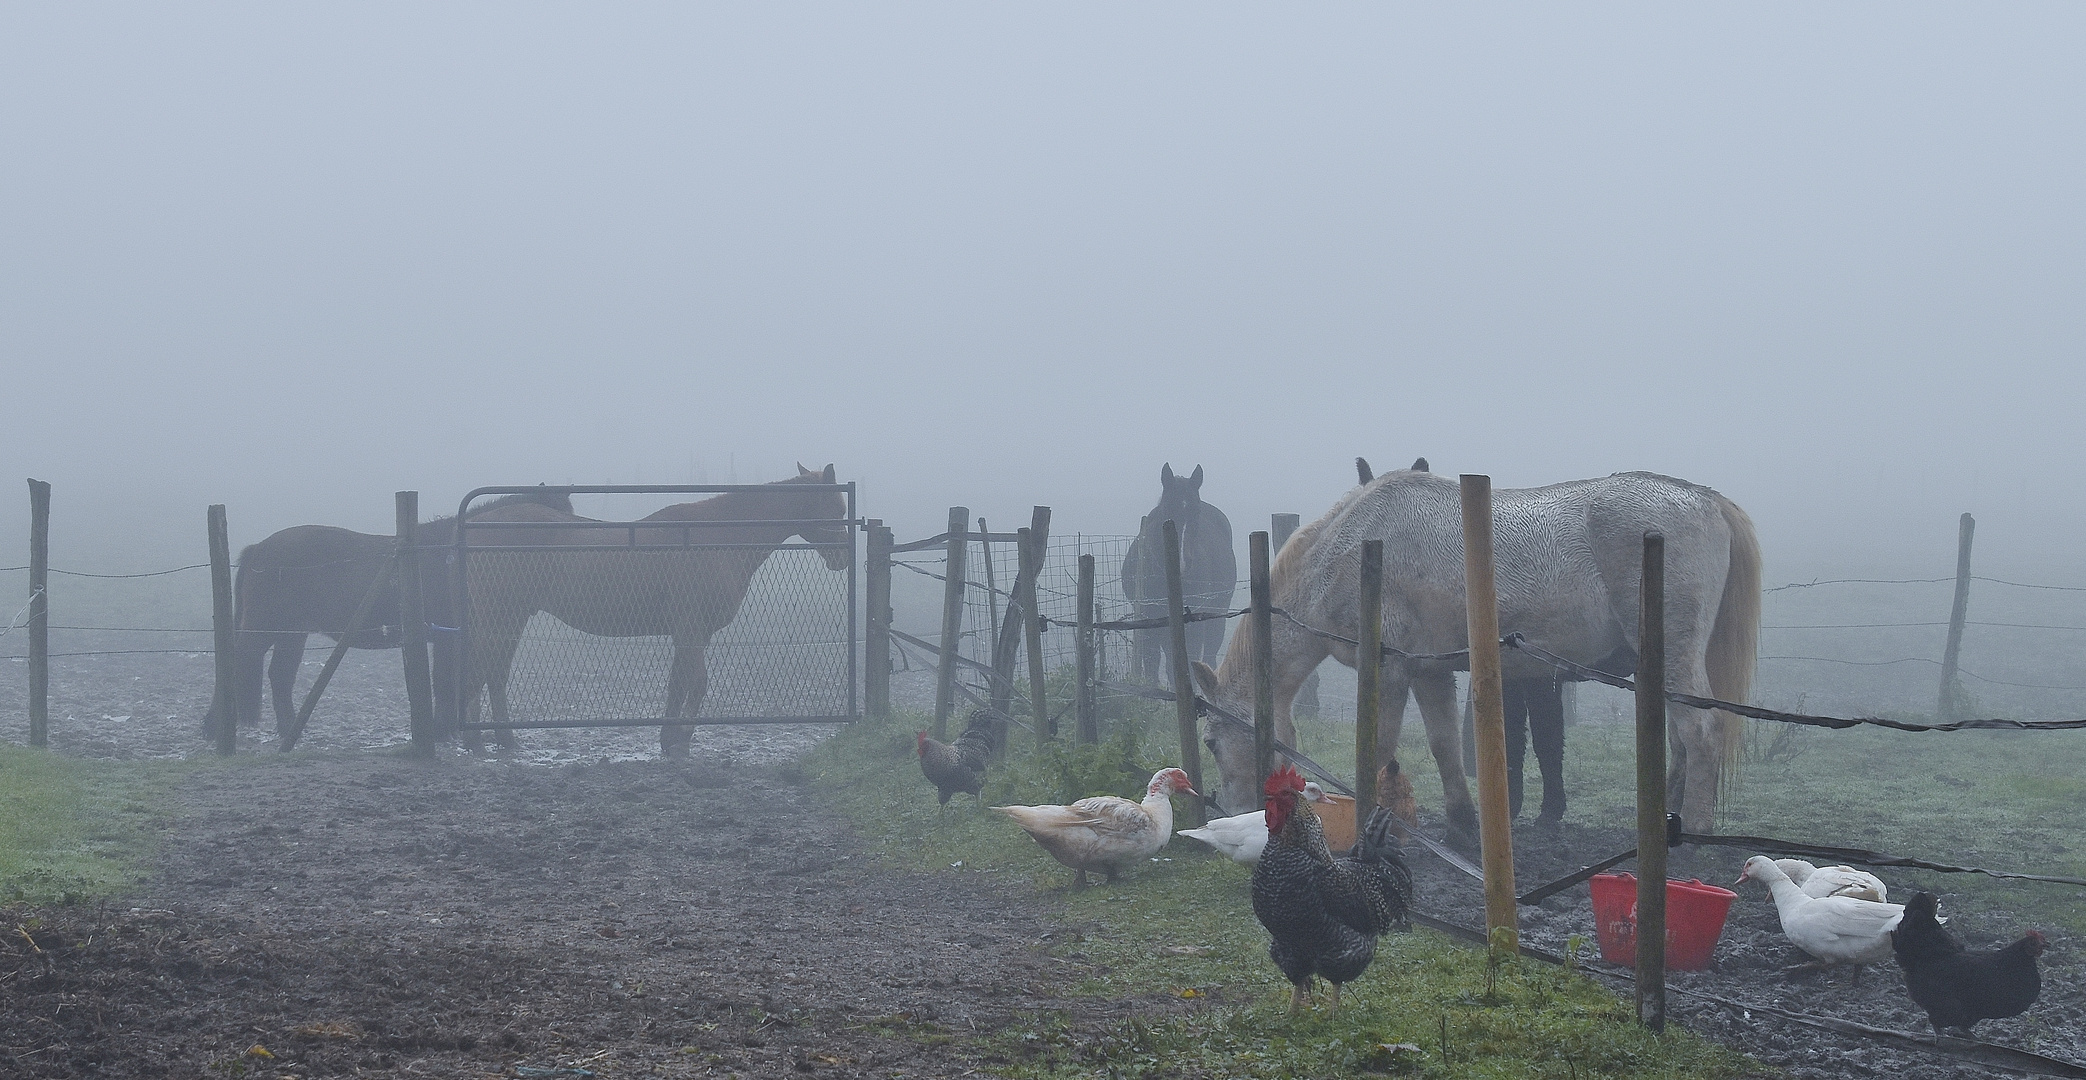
[3,652,2083,1078]
[2,740,1170,1077]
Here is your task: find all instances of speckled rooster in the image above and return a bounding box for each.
[1251,764,1412,1013]
[917,715,993,807]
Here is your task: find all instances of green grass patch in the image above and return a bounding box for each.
[0,743,174,904]
[805,708,1757,1079]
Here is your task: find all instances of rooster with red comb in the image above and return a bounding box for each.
[1250,764,1413,1013]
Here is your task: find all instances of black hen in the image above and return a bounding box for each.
[1251,765,1412,1013]
[916,718,992,806]
[1891,891,2045,1038]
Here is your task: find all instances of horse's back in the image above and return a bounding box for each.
[236,525,395,633]
[1298,470,1734,661]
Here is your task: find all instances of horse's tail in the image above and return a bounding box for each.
[232,544,260,631]
[1707,493,1761,798]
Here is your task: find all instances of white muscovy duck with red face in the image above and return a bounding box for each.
[993,768,1198,888]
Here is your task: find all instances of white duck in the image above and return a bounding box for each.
[1176,782,1328,864]
[994,768,1199,888]
[1737,855,1904,970]
[1775,859,1889,903]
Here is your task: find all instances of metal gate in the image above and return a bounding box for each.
[452,483,859,731]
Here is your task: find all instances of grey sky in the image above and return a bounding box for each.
[5,5,2082,578]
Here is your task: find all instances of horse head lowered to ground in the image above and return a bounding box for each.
[1191,464,1759,848]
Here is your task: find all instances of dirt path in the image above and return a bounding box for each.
[1,751,1159,1079]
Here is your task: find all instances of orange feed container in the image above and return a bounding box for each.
[1314,793,1357,851]
[1588,872,1737,971]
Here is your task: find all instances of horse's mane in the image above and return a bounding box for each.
[1212,460,1435,687]
[419,487,575,536]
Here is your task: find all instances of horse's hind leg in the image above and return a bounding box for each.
[229,631,285,740]
[1501,679,1530,820]
[1528,678,1567,824]
[1410,670,1481,851]
[266,634,307,739]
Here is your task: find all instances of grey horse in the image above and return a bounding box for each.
[1120,464,1236,684]
[1193,465,1760,847]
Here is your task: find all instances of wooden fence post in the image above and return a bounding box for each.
[396,492,436,753]
[978,518,1001,669]
[864,519,892,722]
[933,506,968,740]
[1163,520,1204,830]
[208,504,237,756]
[1016,528,1046,745]
[1635,530,1668,1031]
[27,480,50,748]
[1076,553,1097,744]
[1249,531,1275,787]
[1272,513,1319,718]
[1459,474,1517,954]
[1025,507,1053,743]
[1354,539,1384,816]
[1938,512,1975,722]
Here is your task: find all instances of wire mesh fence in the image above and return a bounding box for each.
[468,546,854,725]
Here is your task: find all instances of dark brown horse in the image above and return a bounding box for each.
[459,465,850,756]
[219,487,573,740]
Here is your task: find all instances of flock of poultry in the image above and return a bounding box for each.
[1734,854,2046,1038]
[917,718,2047,1036]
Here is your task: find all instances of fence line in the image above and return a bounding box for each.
[1507,635,2086,732]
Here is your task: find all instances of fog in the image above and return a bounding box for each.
[5,4,2084,583]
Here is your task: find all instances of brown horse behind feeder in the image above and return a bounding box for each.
[459,465,850,757]
[217,487,574,742]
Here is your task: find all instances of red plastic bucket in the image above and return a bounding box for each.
[1588,872,1737,971]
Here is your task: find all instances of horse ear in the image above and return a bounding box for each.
[1190,661,1222,700]
[1188,465,1204,489]
[1161,463,1175,487]
[1411,457,1429,473]
[797,462,813,476]
[1356,457,1374,484]
[821,463,836,483]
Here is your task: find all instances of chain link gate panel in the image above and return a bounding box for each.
[452,483,858,731]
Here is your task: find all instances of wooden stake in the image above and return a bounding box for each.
[396,492,436,753]
[978,517,1000,669]
[208,504,237,756]
[1249,530,1275,787]
[1635,530,1668,1031]
[26,480,50,748]
[1355,539,1384,816]
[1026,506,1053,743]
[1163,520,1204,829]
[1937,513,1975,722]
[1076,553,1097,744]
[864,519,892,722]
[1459,474,1517,953]
[933,506,968,740]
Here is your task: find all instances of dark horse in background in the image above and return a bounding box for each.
[214,487,573,742]
[1120,464,1236,684]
